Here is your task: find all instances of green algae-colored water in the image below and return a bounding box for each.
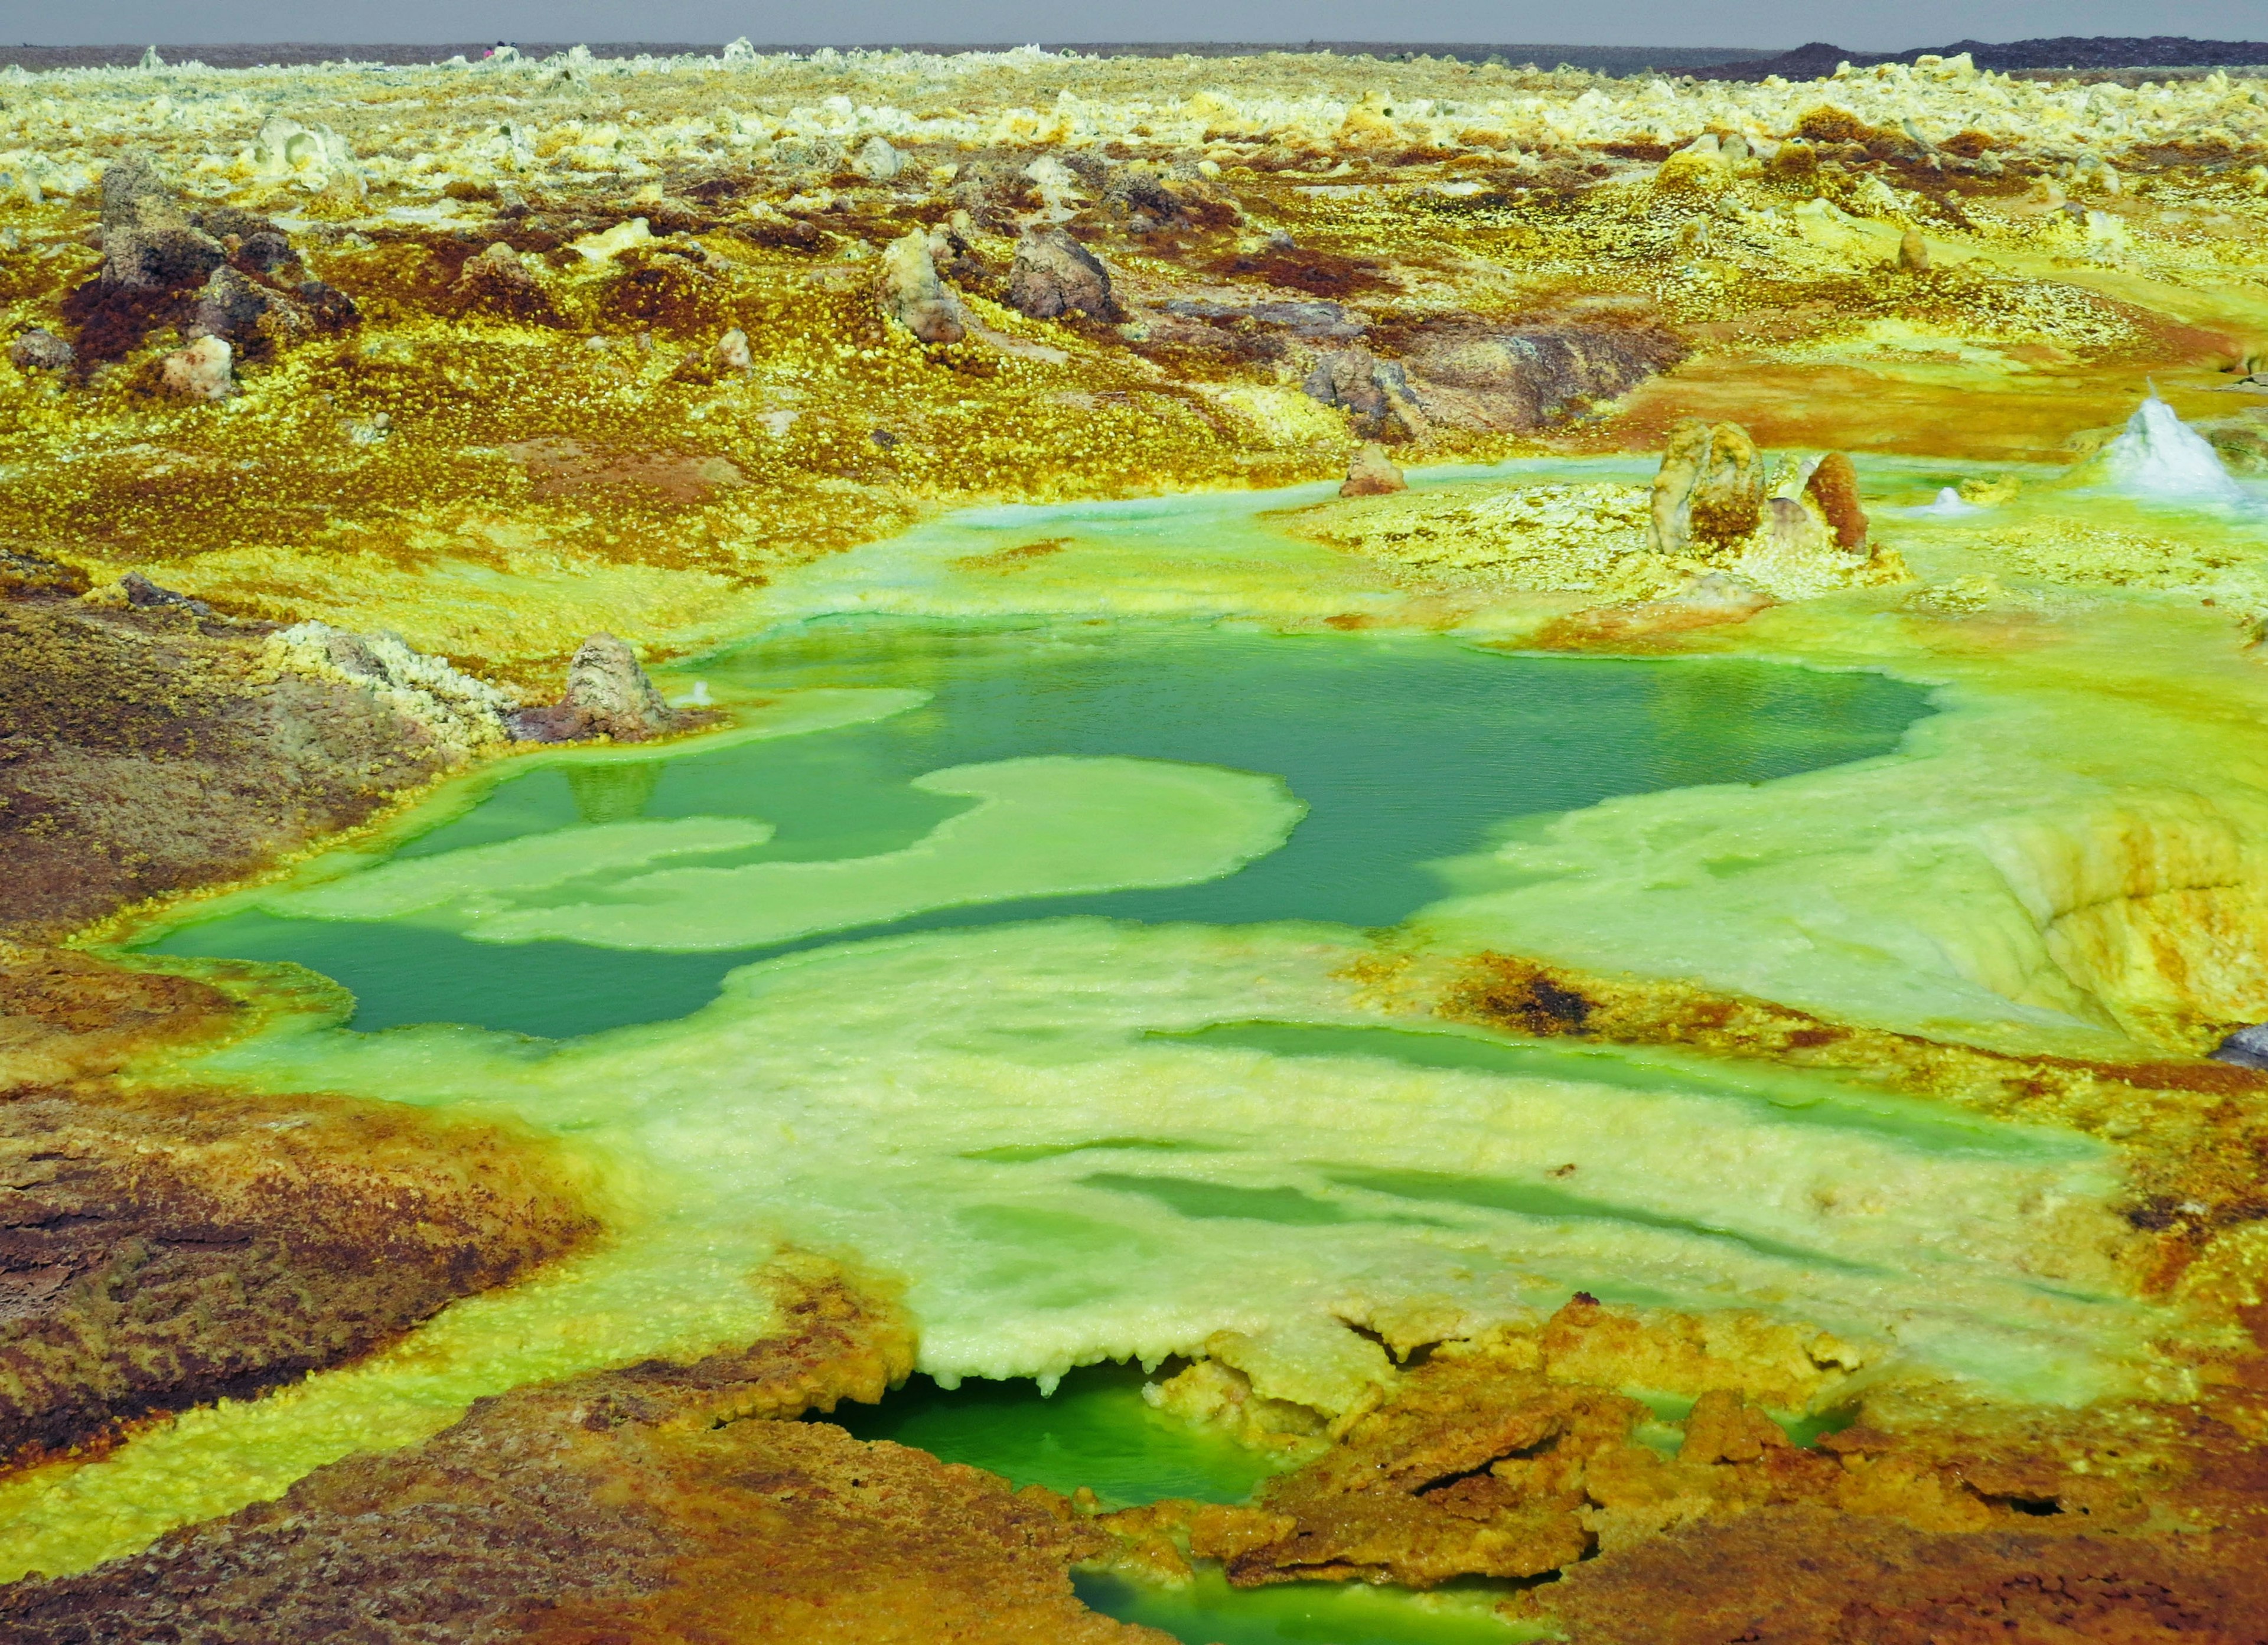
[148,622,1926,1037]
[54,617,2150,1639]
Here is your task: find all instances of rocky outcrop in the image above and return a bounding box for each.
[1304,347,1428,441]
[1803,452,1869,550]
[1650,419,1765,555]
[96,150,224,292]
[1399,325,1684,435]
[876,229,966,345]
[1159,295,1364,339]
[508,632,685,743]
[1302,325,1678,441]
[64,155,353,366]
[449,240,555,323]
[189,264,310,354]
[0,603,461,938]
[119,572,211,615]
[0,1079,590,1463]
[0,1262,1152,1645]
[1006,227,1120,321]
[1340,443,1406,497]
[7,329,72,371]
[269,621,515,758]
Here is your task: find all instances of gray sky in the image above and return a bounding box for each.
[4,0,2263,52]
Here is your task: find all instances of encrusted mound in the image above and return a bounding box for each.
[0,1261,1164,1644]
[0,597,460,940]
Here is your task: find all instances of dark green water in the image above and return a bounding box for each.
[144,622,1927,1039]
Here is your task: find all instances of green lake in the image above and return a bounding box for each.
[146,619,1927,1038]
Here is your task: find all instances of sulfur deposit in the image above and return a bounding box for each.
[6,37,2268,1645]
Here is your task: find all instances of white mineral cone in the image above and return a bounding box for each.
[2101,391,2246,505]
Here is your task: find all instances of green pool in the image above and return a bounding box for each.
[147,620,1927,1037]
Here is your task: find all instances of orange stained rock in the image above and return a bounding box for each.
[1803,451,1869,550]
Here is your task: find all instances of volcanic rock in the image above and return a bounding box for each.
[96,150,224,292]
[1650,419,1764,554]
[1305,347,1428,441]
[511,633,684,743]
[8,328,73,371]
[1007,226,1120,321]
[191,265,301,347]
[1401,325,1681,434]
[1803,452,1869,550]
[119,572,212,615]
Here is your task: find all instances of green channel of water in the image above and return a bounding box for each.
[145,622,1927,1038]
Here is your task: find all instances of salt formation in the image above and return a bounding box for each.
[268,622,515,757]
[1339,443,1406,497]
[156,335,233,400]
[2100,392,2248,505]
[876,229,966,344]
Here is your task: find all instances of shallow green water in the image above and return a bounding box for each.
[830,1365,1530,1643]
[119,622,1945,1642]
[147,621,1927,1037]
[829,1362,1283,1507]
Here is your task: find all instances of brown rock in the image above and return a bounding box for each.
[1527,1504,2268,1645]
[0,1262,1165,1644]
[0,1076,590,1463]
[1803,451,1869,550]
[1896,228,1930,272]
[1006,226,1120,321]
[0,599,455,938]
[517,632,685,743]
[190,264,304,350]
[1304,347,1428,441]
[7,329,73,371]
[451,240,555,323]
[1340,442,1407,496]
[96,151,224,292]
[1677,1389,1792,1466]
[1396,323,1683,434]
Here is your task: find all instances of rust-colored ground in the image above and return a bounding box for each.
[0,1261,1167,1645]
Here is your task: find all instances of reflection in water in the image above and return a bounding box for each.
[566,761,662,824]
